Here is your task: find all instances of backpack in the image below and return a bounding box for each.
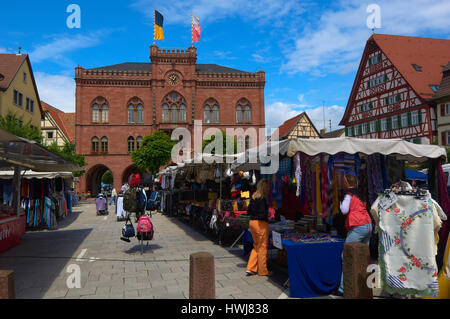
[136,215,154,240]
[146,191,158,210]
[136,190,147,212]
[123,188,138,213]
[129,174,141,187]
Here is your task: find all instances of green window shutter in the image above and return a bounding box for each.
[385,97,389,105]
[369,58,372,66]
[367,81,371,89]
[407,112,412,126]
[351,127,355,136]
[396,94,401,102]
[345,127,349,136]
[370,102,373,109]
[384,74,388,82]
[376,120,380,132]
[398,115,402,128]
[387,117,392,130]
[418,110,422,124]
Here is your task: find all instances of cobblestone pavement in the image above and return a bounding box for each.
[0,201,291,299]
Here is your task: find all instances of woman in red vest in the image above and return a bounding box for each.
[337,174,373,295]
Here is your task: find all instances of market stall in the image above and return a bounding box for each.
[232,137,449,298]
[0,128,81,253]
[158,152,257,245]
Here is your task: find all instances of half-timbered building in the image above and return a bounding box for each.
[340,34,450,144]
[274,112,321,140]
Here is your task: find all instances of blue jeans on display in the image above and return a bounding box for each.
[338,223,373,294]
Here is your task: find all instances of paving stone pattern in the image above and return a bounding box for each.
[0,201,288,299]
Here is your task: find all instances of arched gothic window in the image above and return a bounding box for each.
[162,92,187,123]
[236,98,251,123]
[128,137,135,153]
[91,97,109,123]
[127,97,144,124]
[204,98,219,124]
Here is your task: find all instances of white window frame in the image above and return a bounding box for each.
[354,125,359,136]
[391,116,398,130]
[445,104,450,116]
[370,121,376,133]
[411,110,419,126]
[401,114,408,128]
[381,118,387,132]
[362,123,368,134]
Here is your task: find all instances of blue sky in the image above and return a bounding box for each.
[1,0,450,134]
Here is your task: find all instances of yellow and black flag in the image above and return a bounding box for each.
[154,10,164,41]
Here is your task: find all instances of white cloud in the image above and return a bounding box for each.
[35,72,75,113]
[282,0,450,75]
[28,31,107,64]
[131,0,305,25]
[266,101,345,135]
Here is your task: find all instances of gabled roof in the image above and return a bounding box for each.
[433,62,450,100]
[341,34,450,125]
[273,112,321,139]
[41,101,75,143]
[0,54,27,90]
[88,62,248,74]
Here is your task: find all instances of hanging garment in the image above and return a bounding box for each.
[367,154,386,205]
[386,156,406,186]
[437,160,450,251]
[300,153,311,208]
[116,197,126,217]
[315,165,322,224]
[372,192,440,297]
[293,152,302,197]
[2,181,13,205]
[279,157,292,177]
[321,158,329,220]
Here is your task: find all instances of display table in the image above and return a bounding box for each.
[283,239,344,298]
[0,213,26,253]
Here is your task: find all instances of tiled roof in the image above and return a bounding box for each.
[371,34,450,100]
[276,113,305,138]
[0,54,27,90]
[322,128,345,138]
[433,62,450,100]
[88,62,248,73]
[341,34,450,126]
[41,101,75,143]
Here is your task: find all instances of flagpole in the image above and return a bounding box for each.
[191,11,193,47]
[153,10,156,45]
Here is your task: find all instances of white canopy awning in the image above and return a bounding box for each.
[286,137,447,162]
[0,170,73,180]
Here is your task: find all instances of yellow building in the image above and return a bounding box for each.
[0,54,43,128]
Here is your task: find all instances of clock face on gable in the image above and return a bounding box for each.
[168,74,179,86]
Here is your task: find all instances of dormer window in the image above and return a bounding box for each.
[412,64,422,72]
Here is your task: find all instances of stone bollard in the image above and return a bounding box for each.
[189,252,215,299]
[343,242,373,299]
[0,270,16,299]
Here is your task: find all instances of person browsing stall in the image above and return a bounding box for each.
[246,179,273,277]
[337,174,373,294]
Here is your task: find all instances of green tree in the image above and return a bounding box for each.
[131,131,176,174]
[101,170,113,184]
[0,111,42,143]
[202,130,238,155]
[46,141,87,177]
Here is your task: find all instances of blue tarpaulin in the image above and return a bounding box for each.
[405,168,427,181]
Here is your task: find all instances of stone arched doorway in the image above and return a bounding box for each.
[86,164,112,196]
[122,165,140,185]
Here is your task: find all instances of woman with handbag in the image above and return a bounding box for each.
[246,179,273,277]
